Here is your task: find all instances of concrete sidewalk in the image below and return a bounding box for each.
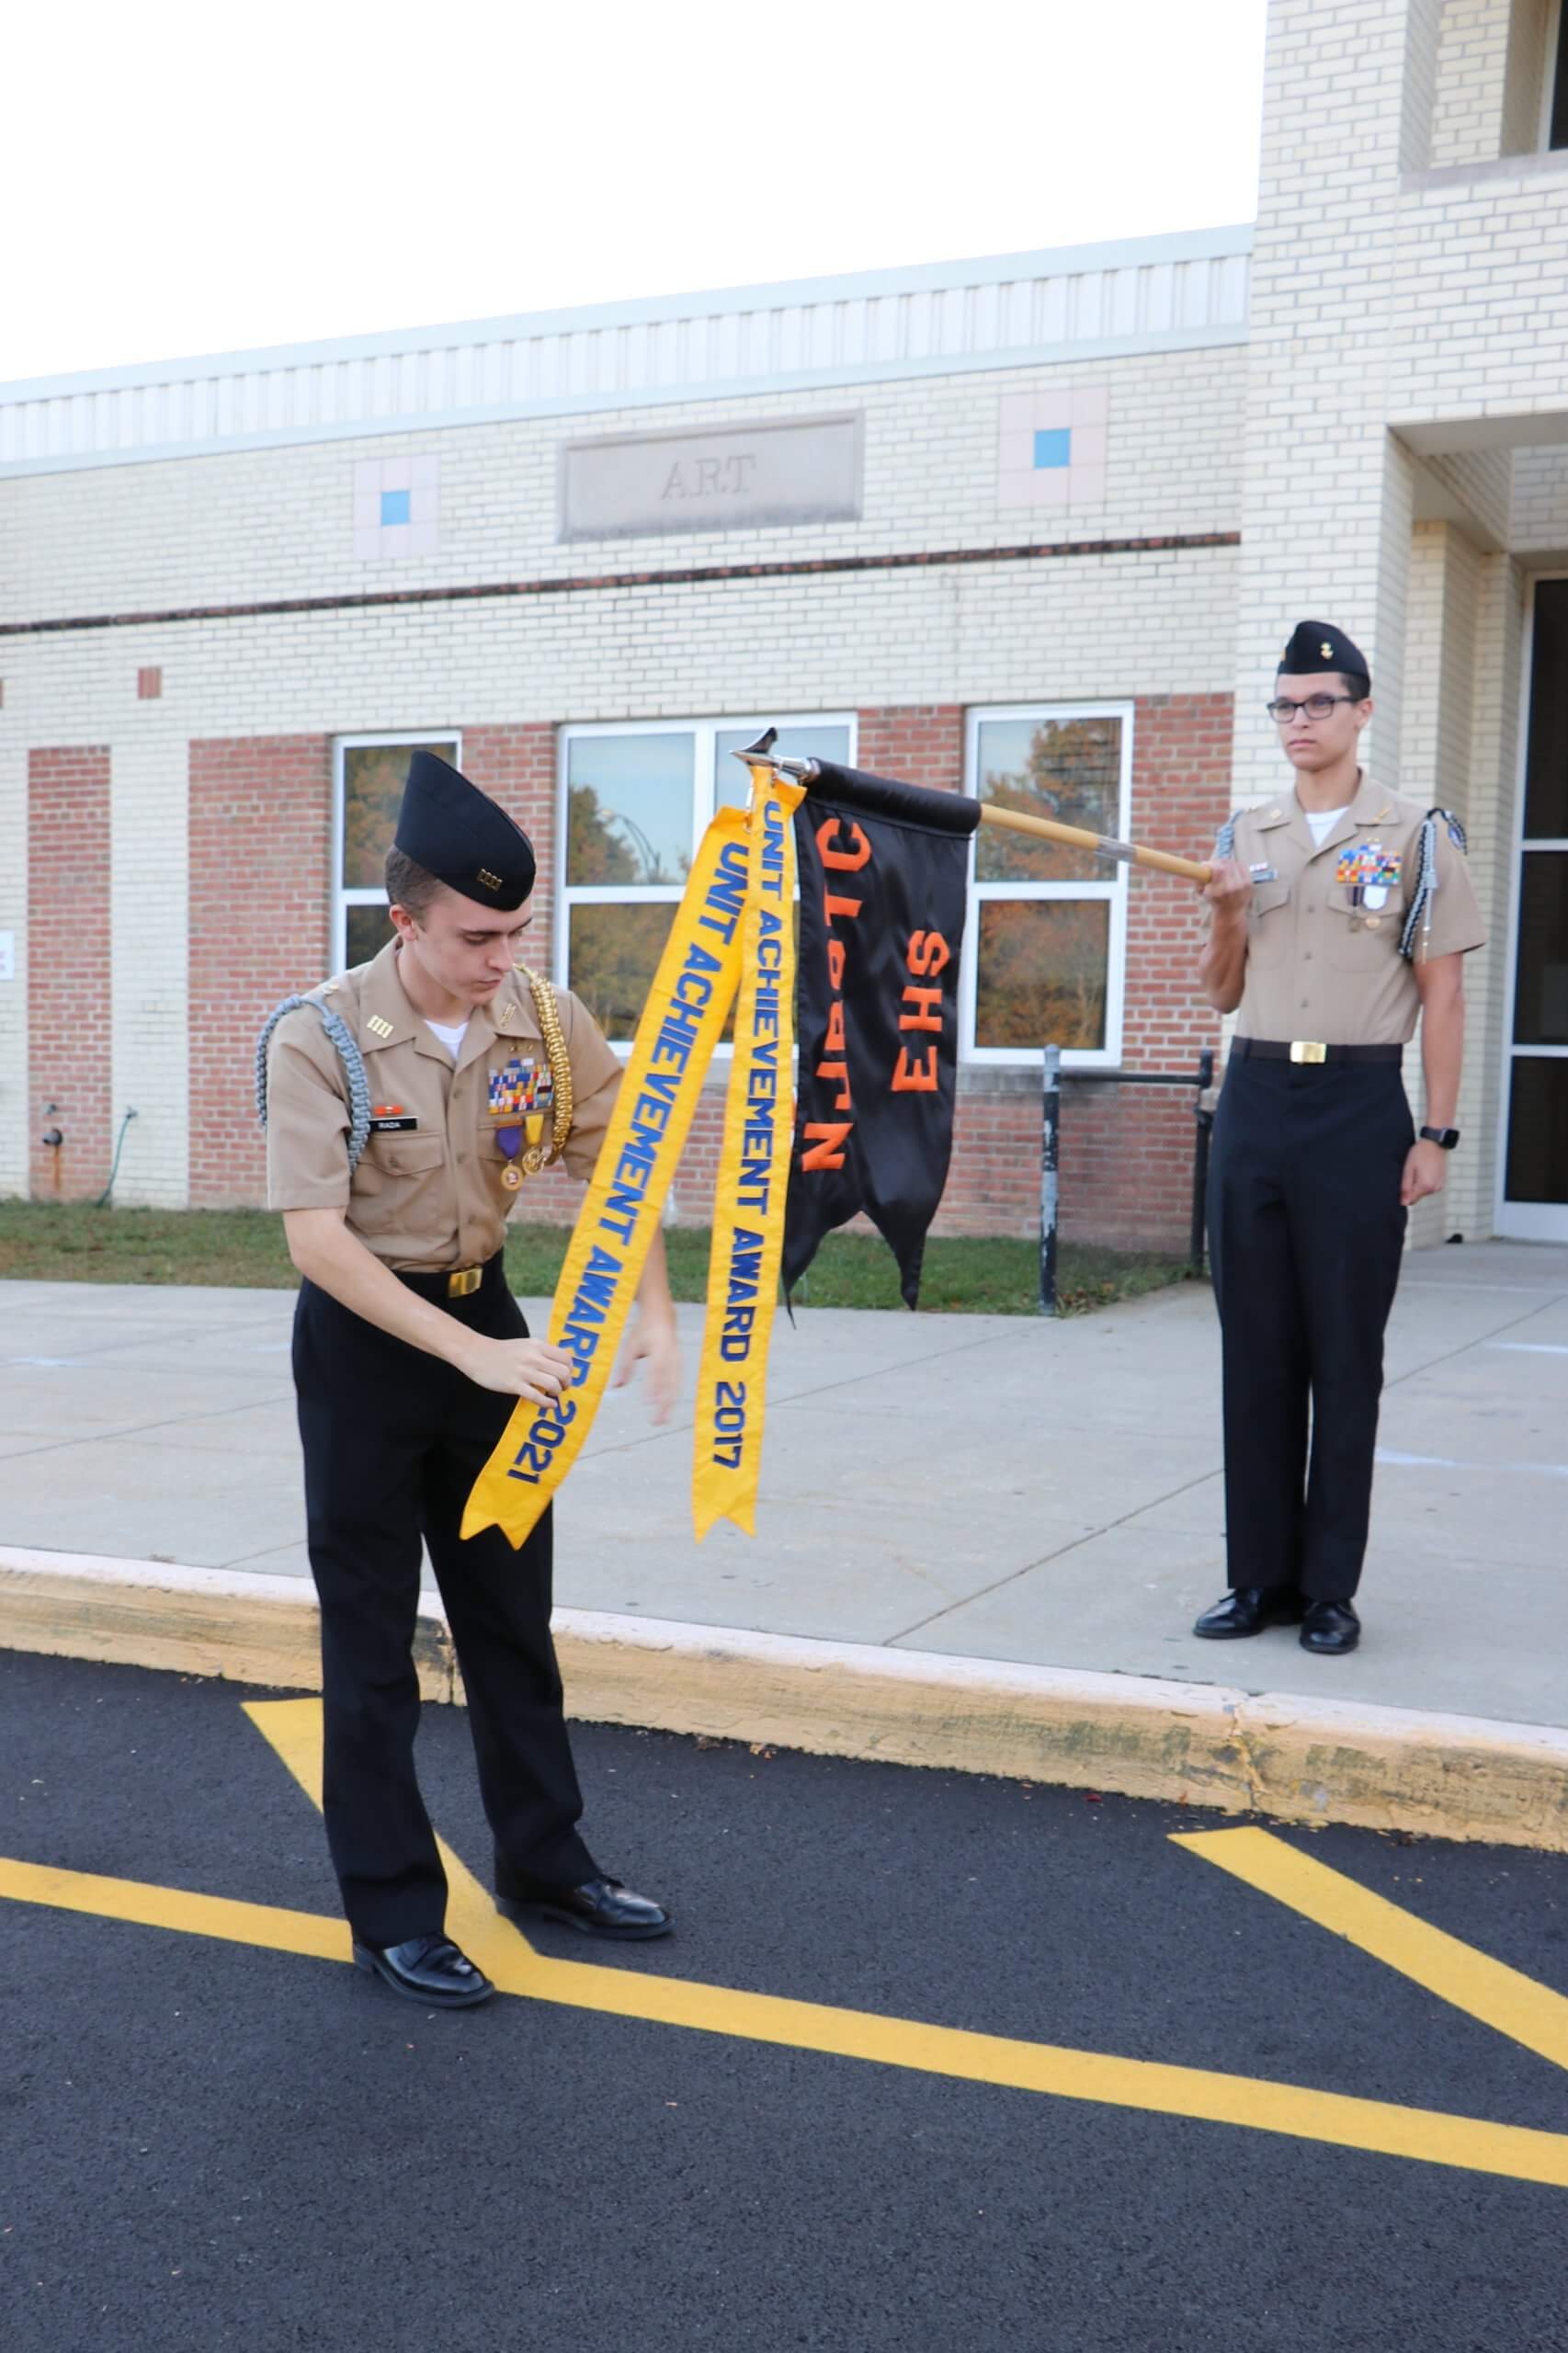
[1,1238,1564,1730]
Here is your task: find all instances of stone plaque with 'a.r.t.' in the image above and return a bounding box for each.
[559,413,862,541]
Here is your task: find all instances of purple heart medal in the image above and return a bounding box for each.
[488,1056,532,1191]
[521,1066,554,1176]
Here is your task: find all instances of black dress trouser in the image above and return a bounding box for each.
[1206,1058,1413,1601]
[292,1255,596,1947]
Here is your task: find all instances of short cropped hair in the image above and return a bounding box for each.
[384,845,448,921]
[1339,670,1371,703]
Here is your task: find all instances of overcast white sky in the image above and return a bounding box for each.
[5,0,1267,383]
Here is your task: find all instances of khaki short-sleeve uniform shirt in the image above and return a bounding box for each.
[1229,777,1485,1046]
[265,940,621,1271]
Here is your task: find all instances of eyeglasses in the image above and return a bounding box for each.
[1267,695,1358,723]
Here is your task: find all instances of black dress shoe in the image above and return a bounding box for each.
[351,1933,494,2007]
[495,1874,672,1941]
[1192,1586,1306,1640]
[1301,1598,1360,1654]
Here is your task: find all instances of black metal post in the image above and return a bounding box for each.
[1188,1047,1215,1275]
[1040,1044,1061,1315]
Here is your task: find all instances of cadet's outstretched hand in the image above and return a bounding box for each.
[614,1313,681,1426]
[460,1334,578,1407]
[1400,1138,1449,1208]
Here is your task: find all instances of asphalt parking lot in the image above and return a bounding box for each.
[3,1648,1567,2353]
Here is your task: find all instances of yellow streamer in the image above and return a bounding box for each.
[463,810,747,1548]
[692,769,802,1539]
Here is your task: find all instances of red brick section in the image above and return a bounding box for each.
[28,747,112,1199]
[856,706,965,792]
[137,667,163,700]
[188,736,333,1207]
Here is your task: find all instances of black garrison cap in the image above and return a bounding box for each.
[1278,620,1370,688]
[394,749,536,911]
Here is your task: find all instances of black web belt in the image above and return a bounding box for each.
[1233,1039,1403,1066]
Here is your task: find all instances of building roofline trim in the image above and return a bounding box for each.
[0,224,1254,403]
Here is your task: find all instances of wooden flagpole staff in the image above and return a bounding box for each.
[733,732,1211,886]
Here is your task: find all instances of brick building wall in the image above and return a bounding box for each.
[187,735,332,1207]
[27,747,111,1199]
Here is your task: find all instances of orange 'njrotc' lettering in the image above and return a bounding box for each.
[816,817,872,872]
[801,821,871,1179]
[892,1047,939,1092]
[801,1121,853,1170]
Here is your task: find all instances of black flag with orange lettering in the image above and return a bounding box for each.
[784,761,980,1309]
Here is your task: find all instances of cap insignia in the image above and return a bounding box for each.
[477,868,502,892]
[1320,641,1333,659]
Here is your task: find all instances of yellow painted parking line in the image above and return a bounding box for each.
[1174,1828,1568,2075]
[0,1854,348,1965]
[5,1842,1568,2190]
[6,1698,1568,2193]
[243,1698,534,1982]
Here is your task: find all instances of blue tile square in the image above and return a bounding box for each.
[381,488,411,526]
[1033,428,1072,470]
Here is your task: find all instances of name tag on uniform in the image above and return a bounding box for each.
[369,1104,418,1133]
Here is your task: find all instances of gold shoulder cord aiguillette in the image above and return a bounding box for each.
[517,964,574,1173]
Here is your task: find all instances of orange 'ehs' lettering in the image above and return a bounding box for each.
[892,1047,939,1093]
[906,929,951,978]
[801,1121,852,1169]
[816,817,872,872]
[899,985,944,1034]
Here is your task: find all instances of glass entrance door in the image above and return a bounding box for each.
[1501,578,1568,1240]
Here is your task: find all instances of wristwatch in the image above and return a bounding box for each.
[1419,1125,1460,1150]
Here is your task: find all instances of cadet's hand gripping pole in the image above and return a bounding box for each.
[732,729,1212,886]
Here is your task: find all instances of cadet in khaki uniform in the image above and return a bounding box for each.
[1193,623,1484,1655]
[263,750,678,2008]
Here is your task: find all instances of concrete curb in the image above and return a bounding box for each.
[3,1545,1566,1852]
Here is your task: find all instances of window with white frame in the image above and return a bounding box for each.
[961,704,1131,1068]
[333,731,461,971]
[558,715,854,1042]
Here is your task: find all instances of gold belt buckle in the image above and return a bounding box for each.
[447,1266,483,1299]
[1290,1040,1327,1065]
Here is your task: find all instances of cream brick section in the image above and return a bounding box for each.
[108,722,189,1207]
[1428,0,1553,169]
[0,346,1244,627]
[1232,0,1442,810]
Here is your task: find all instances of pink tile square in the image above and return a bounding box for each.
[408,521,439,556]
[999,392,1037,433]
[380,455,414,492]
[1029,391,1074,432]
[354,487,382,528]
[412,454,440,489]
[1070,383,1109,425]
[1028,468,1072,508]
[378,521,414,559]
[997,469,1040,509]
[1067,464,1107,507]
[353,526,384,561]
[998,428,1038,473]
[1069,424,1108,466]
[409,483,440,526]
